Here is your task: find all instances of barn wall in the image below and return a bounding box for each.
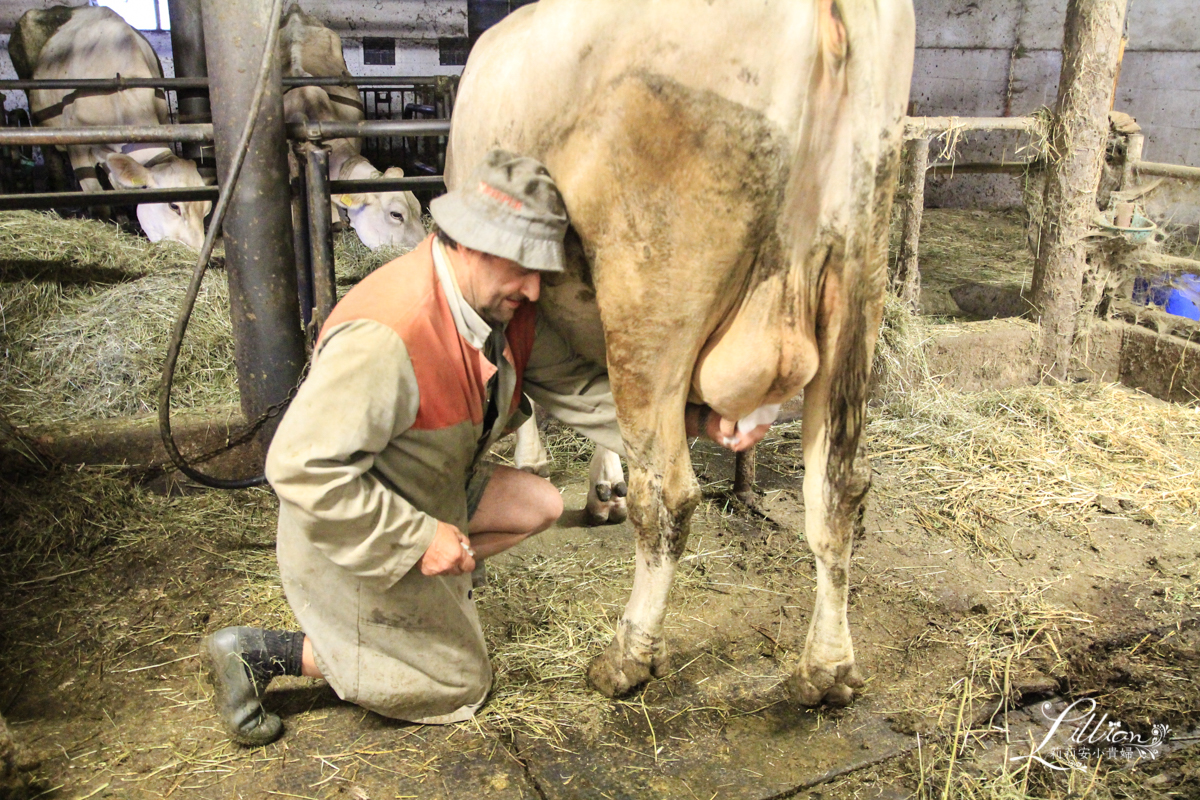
[914,0,1200,227]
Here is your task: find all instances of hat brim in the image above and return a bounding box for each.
[430,192,566,273]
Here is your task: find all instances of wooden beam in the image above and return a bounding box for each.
[0,408,264,480]
[892,137,929,309]
[903,116,1043,140]
[1029,0,1129,380]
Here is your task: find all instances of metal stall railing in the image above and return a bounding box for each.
[0,118,452,334]
[0,75,455,195]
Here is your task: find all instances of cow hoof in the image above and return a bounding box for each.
[787,662,864,708]
[586,622,666,697]
[585,501,628,526]
[519,460,552,478]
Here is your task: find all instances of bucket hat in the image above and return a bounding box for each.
[430,149,568,272]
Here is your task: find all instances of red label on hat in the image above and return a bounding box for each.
[479,181,524,211]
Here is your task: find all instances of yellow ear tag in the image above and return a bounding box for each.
[339,194,357,208]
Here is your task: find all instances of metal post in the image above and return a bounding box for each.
[201,0,306,434]
[305,145,337,334]
[166,0,214,174]
[290,147,314,333]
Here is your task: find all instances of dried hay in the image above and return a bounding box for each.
[477,553,624,741]
[0,210,197,279]
[332,227,405,291]
[901,580,1198,799]
[332,213,432,293]
[869,310,1200,553]
[0,210,237,425]
[0,214,425,428]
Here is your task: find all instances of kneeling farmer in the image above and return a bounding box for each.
[203,150,767,745]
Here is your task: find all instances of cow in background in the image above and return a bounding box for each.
[447,0,914,705]
[12,5,211,250]
[278,5,425,252]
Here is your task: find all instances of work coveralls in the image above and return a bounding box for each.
[266,235,621,723]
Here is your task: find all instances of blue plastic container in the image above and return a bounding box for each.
[1163,274,1200,321]
[1133,273,1200,321]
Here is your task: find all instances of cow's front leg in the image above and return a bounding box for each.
[513,413,551,477]
[585,447,627,525]
[587,424,697,696]
[787,363,869,707]
[68,146,104,193]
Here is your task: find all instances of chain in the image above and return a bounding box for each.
[182,360,311,467]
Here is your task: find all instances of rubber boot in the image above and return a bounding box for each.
[202,627,284,746]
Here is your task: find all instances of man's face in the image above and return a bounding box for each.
[455,245,541,324]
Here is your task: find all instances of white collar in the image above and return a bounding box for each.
[432,237,499,353]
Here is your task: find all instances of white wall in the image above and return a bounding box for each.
[914,0,1200,223]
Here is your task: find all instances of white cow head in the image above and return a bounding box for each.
[105,153,212,251]
[335,167,426,252]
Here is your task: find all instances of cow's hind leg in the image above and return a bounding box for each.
[787,280,877,707]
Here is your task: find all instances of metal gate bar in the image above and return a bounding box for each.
[0,76,443,91]
[0,176,445,211]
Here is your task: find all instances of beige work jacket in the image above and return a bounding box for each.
[266,236,621,723]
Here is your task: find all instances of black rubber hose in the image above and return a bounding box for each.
[158,0,287,489]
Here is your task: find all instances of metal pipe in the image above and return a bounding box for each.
[0,76,443,91]
[167,0,213,168]
[202,0,306,432]
[0,120,449,147]
[290,169,315,333]
[0,176,444,213]
[305,146,337,333]
[0,186,218,210]
[1135,160,1200,183]
[330,175,445,193]
[287,119,450,141]
[0,78,210,90]
[0,125,213,145]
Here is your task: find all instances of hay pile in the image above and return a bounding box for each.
[869,379,1200,554]
[0,213,422,428]
[863,297,1200,554]
[477,553,622,740]
[333,227,406,291]
[0,211,237,426]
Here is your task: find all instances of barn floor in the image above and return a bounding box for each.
[2,209,1199,799]
[2,414,1198,800]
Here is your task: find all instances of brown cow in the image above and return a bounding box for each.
[446,0,914,705]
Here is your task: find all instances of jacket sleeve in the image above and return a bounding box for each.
[266,319,439,585]
[521,311,626,456]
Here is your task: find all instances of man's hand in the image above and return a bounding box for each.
[418,521,476,576]
[707,414,770,453]
[685,403,771,453]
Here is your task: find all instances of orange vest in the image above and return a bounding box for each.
[320,235,536,431]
